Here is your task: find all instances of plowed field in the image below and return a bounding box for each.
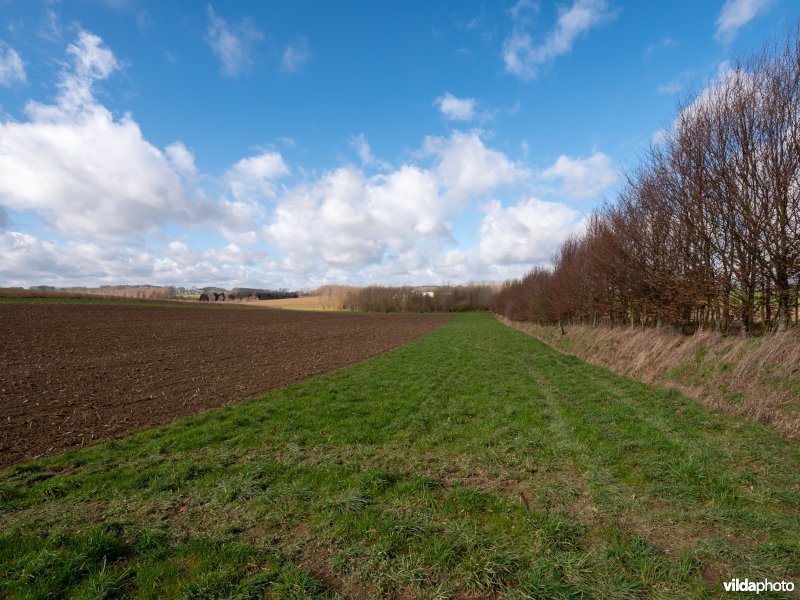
[0,303,449,466]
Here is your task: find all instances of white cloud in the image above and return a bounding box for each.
[422,130,528,199]
[281,38,311,73]
[503,0,614,80]
[205,5,263,77]
[0,231,276,288]
[539,151,616,199]
[679,60,750,125]
[715,0,773,43]
[217,150,291,243]
[44,30,120,113]
[435,92,478,121]
[0,31,196,238]
[478,197,583,266]
[226,150,290,199]
[263,130,532,282]
[266,164,446,272]
[215,199,265,244]
[0,29,592,288]
[349,133,390,169]
[0,42,26,87]
[350,133,375,165]
[67,30,118,79]
[165,142,197,175]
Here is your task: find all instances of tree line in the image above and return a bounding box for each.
[494,28,800,334]
[318,284,494,313]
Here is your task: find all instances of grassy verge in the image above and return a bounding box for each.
[501,318,800,441]
[1,313,798,598]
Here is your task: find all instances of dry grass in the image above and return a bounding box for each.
[500,317,800,439]
[243,296,325,310]
[317,285,359,310]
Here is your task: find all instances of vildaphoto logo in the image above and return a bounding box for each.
[723,578,795,594]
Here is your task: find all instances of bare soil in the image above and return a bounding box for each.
[0,303,450,467]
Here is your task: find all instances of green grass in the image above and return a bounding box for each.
[1,313,798,598]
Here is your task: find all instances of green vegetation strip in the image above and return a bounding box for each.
[1,313,798,598]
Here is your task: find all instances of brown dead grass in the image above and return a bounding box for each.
[500,317,800,440]
[243,296,325,310]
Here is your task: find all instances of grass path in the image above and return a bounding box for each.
[1,313,798,598]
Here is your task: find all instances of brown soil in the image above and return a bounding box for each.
[0,303,450,467]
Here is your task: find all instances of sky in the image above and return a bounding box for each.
[1,0,798,290]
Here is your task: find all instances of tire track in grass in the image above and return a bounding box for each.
[523,345,800,588]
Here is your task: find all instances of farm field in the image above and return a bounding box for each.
[246,296,325,310]
[1,313,798,598]
[0,302,450,467]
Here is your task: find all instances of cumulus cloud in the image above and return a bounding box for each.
[0,42,26,87]
[539,151,616,199]
[262,130,533,282]
[503,0,614,80]
[715,0,774,43]
[218,150,290,242]
[422,130,528,199]
[205,5,263,77]
[0,230,276,288]
[226,150,290,200]
[266,164,446,272]
[165,142,197,175]
[281,38,312,73]
[67,30,118,79]
[478,197,583,266]
[0,31,196,239]
[435,92,478,121]
[151,240,274,285]
[0,29,592,288]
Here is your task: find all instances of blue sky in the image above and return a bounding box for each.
[1,0,798,289]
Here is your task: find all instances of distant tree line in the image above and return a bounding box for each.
[319,284,494,313]
[494,29,800,334]
[30,285,178,300]
[228,288,299,301]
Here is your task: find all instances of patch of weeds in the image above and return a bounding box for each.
[72,558,132,600]
[695,347,709,363]
[319,489,372,515]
